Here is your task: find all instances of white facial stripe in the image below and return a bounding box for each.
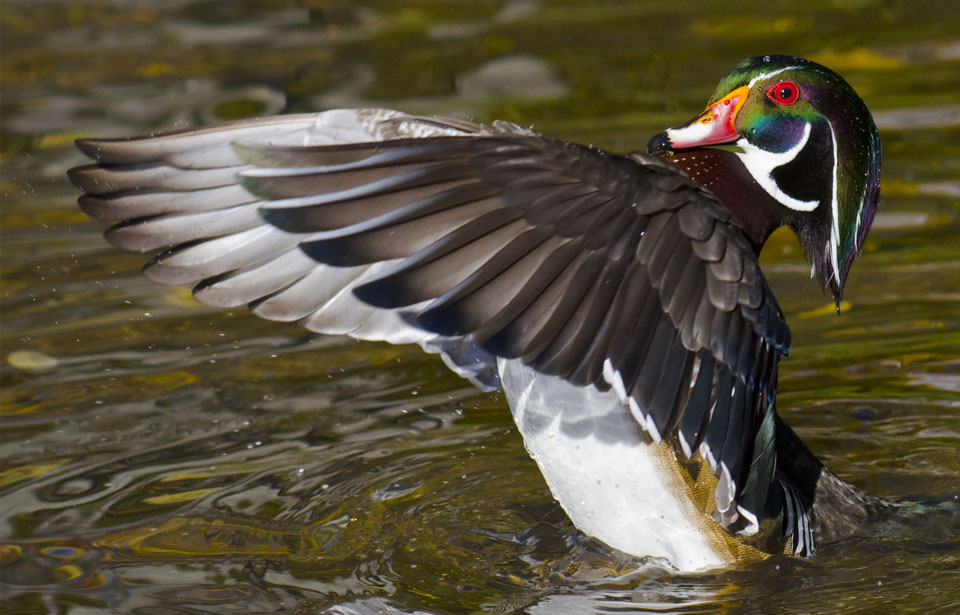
[747,66,802,88]
[827,123,841,285]
[734,121,818,212]
[854,196,863,250]
[853,156,868,252]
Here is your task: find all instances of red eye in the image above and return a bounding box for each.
[767,81,800,105]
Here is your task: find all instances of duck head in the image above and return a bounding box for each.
[648,55,881,306]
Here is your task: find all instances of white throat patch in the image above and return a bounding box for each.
[734,121,818,212]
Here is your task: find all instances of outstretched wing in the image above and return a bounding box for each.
[69,108,791,536]
[69,109,504,390]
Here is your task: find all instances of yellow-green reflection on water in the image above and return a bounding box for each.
[2,1,959,613]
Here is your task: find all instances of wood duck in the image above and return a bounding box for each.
[68,55,952,572]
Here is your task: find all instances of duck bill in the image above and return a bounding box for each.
[647,85,750,154]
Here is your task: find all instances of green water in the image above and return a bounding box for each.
[2,1,959,613]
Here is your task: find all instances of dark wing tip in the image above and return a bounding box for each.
[74,138,105,160]
[75,136,142,162]
[67,164,119,195]
[66,163,94,190]
[77,194,115,222]
[352,275,412,310]
[257,203,309,234]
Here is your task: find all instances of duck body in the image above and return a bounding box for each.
[70,56,919,572]
[502,359,757,570]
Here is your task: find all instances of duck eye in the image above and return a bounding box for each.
[767,81,800,105]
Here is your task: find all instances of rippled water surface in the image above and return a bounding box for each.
[2,1,959,613]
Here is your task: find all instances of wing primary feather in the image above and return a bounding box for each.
[703,366,734,473]
[520,252,609,363]
[723,311,746,374]
[719,377,749,491]
[261,175,479,232]
[300,194,502,265]
[480,248,593,359]
[678,351,716,457]
[523,185,604,223]
[69,163,245,196]
[190,246,315,306]
[708,307,733,366]
[673,256,706,348]
[607,214,647,262]
[105,201,265,252]
[348,210,526,308]
[78,184,257,221]
[644,333,694,438]
[569,260,638,386]
[235,138,478,170]
[249,263,371,321]
[469,240,582,348]
[73,114,319,165]
[554,197,619,240]
[531,253,621,377]
[643,215,685,283]
[607,270,657,391]
[629,314,676,413]
[657,238,694,309]
[635,213,671,265]
[418,230,564,337]
[145,227,305,288]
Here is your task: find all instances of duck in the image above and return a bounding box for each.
[69,55,940,572]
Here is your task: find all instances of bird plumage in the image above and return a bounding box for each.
[69,57,907,571]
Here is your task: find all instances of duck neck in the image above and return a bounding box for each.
[664,149,783,253]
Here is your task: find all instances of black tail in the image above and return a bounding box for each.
[774,415,960,555]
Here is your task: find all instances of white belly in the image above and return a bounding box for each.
[498,358,728,572]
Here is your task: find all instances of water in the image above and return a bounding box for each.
[2,1,959,613]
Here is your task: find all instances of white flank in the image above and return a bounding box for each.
[500,358,728,571]
[735,122,818,212]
